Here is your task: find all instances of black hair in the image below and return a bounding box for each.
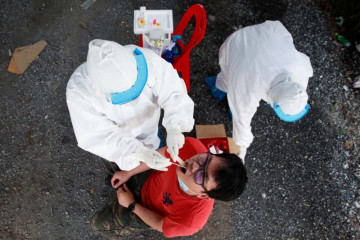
[206,153,248,202]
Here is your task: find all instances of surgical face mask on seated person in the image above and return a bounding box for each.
[178,176,190,192]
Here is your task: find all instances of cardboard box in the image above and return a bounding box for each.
[195,124,239,154]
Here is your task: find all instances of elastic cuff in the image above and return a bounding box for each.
[166,124,181,133]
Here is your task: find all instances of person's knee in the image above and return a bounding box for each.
[90,211,106,232]
[90,213,98,230]
[103,159,120,173]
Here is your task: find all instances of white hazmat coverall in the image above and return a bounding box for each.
[66,42,194,171]
[216,20,313,155]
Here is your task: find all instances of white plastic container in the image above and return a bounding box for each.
[134,7,173,55]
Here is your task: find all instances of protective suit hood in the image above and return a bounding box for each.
[270,72,309,117]
[86,39,137,95]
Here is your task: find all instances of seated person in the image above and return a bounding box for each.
[91,137,248,238]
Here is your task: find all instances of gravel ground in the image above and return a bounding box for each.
[0,0,359,239]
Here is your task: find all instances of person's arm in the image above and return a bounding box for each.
[150,57,194,161]
[111,147,168,188]
[111,162,150,188]
[229,93,260,148]
[132,201,164,232]
[151,57,194,133]
[117,184,164,232]
[66,65,146,171]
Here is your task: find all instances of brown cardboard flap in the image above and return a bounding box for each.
[195,124,226,139]
[196,124,240,154]
[227,137,240,154]
[8,40,47,74]
[8,56,21,74]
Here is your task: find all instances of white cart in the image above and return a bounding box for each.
[134,7,173,55]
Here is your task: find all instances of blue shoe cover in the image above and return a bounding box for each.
[205,76,226,101]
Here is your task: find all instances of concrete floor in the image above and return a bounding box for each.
[0,0,359,239]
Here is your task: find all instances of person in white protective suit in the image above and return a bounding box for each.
[66,39,194,171]
[205,20,313,162]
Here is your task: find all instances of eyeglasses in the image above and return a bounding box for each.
[194,152,212,192]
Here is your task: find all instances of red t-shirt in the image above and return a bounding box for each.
[141,137,214,237]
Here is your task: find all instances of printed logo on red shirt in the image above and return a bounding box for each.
[162,192,173,206]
